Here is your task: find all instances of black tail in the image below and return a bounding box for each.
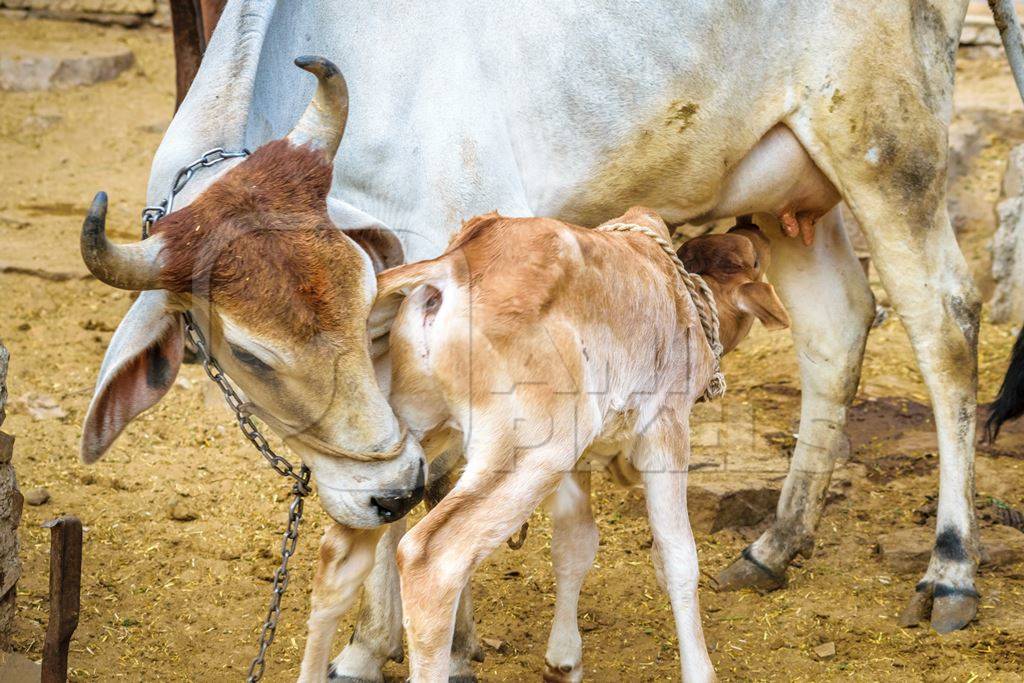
[986,326,1024,442]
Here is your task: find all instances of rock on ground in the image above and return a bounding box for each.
[0,45,134,91]
[166,495,197,522]
[876,525,1024,573]
[687,477,780,535]
[23,486,48,506]
[0,651,39,682]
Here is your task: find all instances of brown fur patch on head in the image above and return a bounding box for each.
[678,231,761,282]
[154,140,368,342]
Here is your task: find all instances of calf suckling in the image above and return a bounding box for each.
[302,207,789,682]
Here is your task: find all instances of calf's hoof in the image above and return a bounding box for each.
[898,581,978,634]
[542,661,583,683]
[448,676,478,682]
[328,675,377,683]
[327,662,380,683]
[713,548,787,593]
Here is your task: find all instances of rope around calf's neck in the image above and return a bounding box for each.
[595,222,726,402]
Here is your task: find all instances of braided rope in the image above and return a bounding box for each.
[595,222,726,401]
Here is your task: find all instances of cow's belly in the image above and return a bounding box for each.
[555,121,838,234]
[701,124,840,232]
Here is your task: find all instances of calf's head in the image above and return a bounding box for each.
[80,57,424,528]
[677,224,790,352]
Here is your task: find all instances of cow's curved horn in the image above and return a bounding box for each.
[287,56,349,159]
[81,192,164,291]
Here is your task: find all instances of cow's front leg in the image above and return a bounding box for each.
[542,471,598,683]
[299,525,383,683]
[637,412,714,682]
[716,208,874,591]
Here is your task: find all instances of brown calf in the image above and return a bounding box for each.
[300,206,789,682]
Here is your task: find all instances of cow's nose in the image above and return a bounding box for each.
[371,461,426,523]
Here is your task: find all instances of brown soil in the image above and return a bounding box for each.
[1,16,1023,683]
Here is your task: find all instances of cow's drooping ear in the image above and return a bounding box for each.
[735,281,791,330]
[326,197,405,273]
[81,290,184,463]
[346,227,404,273]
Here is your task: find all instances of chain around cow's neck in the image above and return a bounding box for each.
[140,147,307,682]
[595,222,726,402]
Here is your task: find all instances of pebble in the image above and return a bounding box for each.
[166,495,197,522]
[813,642,836,660]
[24,486,50,506]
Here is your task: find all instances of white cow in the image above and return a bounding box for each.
[80,1,1024,681]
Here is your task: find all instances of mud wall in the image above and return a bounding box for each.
[0,0,168,27]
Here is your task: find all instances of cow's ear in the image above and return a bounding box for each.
[326,196,405,273]
[735,281,790,330]
[81,290,183,463]
[345,227,404,273]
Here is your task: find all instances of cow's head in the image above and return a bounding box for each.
[80,57,424,528]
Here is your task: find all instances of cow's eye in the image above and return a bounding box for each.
[753,257,760,270]
[230,345,272,373]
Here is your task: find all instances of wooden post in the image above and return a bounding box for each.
[169,0,228,109]
[40,517,82,683]
[0,341,20,652]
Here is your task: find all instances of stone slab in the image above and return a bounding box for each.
[0,45,134,91]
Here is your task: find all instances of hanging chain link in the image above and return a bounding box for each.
[142,147,250,237]
[141,148,311,682]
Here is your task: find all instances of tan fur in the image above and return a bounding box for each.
[373,207,790,681]
[155,139,370,343]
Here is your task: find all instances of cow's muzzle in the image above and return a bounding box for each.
[370,458,426,523]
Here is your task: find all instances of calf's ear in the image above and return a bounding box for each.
[735,281,790,330]
[81,290,183,463]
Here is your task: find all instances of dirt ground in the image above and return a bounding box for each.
[1,15,1023,683]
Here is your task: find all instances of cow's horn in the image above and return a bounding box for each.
[287,56,349,159]
[81,192,164,291]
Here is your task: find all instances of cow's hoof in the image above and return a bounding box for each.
[899,581,978,633]
[448,676,478,683]
[713,548,787,593]
[542,660,583,683]
[328,676,378,683]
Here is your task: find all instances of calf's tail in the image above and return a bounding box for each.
[986,325,1024,441]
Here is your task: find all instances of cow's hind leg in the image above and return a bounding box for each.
[398,430,578,682]
[787,82,981,632]
[542,471,598,683]
[716,207,874,590]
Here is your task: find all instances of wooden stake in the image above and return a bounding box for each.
[41,516,82,683]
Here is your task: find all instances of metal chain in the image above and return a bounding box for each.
[141,148,310,682]
[142,147,250,237]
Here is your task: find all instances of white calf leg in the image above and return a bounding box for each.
[543,471,598,683]
[636,414,714,683]
[327,521,405,682]
[299,525,383,683]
